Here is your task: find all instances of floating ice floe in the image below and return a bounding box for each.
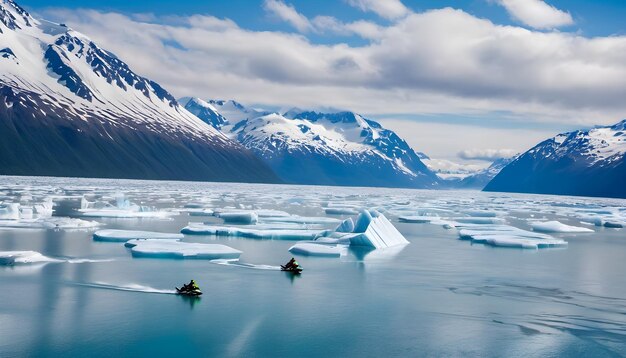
[398,215,439,223]
[476,236,568,249]
[454,217,505,225]
[457,224,568,249]
[124,238,182,248]
[324,207,359,215]
[531,221,594,233]
[187,209,215,217]
[349,210,409,249]
[128,240,242,260]
[181,224,327,240]
[217,211,258,224]
[261,216,340,224]
[80,208,174,219]
[0,217,100,230]
[0,251,62,265]
[289,243,346,257]
[93,229,184,242]
[461,210,498,218]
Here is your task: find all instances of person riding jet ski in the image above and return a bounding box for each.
[176,279,202,295]
[281,257,302,273]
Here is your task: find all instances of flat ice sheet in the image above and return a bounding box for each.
[531,221,594,233]
[94,229,184,242]
[129,240,242,260]
[289,243,346,257]
[181,224,326,240]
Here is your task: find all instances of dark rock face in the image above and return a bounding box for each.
[0,86,279,183]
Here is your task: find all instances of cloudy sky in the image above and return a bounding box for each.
[21,0,626,167]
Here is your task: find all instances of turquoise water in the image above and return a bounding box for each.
[1,177,625,357]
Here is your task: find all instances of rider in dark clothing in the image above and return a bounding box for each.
[183,279,199,291]
[284,258,299,269]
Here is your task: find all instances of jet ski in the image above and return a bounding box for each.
[176,280,202,296]
[176,286,203,296]
[281,265,302,274]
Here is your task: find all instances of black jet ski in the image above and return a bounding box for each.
[281,264,303,274]
[176,281,202,296]
[176,286,203,296]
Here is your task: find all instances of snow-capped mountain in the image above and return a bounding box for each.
[485,120,626,198]
[453,156,516,189]
[0,0,277,182]
[184,97,439,188]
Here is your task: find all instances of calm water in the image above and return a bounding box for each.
[0,176,625,357]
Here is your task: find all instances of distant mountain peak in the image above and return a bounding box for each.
[184,98,439,188]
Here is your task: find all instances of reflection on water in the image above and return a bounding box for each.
[0,176,625,356]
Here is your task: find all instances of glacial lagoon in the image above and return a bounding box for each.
[1,176,625,357]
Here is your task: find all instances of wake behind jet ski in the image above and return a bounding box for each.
[176,279,202,296]
[281,257,302,274]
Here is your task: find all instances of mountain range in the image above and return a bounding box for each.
[180,97,440,188]
[0,0,277,182]
[485,120,626,198]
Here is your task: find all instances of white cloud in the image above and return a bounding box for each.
[496,0,574,29]
[263,0,312,32]
[346,0,410,20]
[39,7,626,133]
[458,148,518,161]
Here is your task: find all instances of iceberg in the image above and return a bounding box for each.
[129,240,242,260]
[181,224,326,240]
[289,243,346,257]
[335,218,355,233]
[93,229,184,242]
[531,221,594,233]
[349,210,409,249]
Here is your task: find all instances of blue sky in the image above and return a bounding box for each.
[19,0,626,166]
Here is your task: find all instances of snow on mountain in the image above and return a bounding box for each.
[0,1,277,182]
[183,97,439,188]
[455,156,516,189]
[485,120,626,198]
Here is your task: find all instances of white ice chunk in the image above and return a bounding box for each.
[335,218,355,233]
[399,215,439,223]
[477,236,568,249]
[129,240,242,260]
[0,203,20,220]
[0,218,100,230]
[124,238,182,248]
[349,210,409,249]
[218,211,258,224]
[0,251,62,265]
[461,210,498,218]
[80,208,174,219]
[261,216,340,224]
[289,243,346,257]
[93,229,184,242]
[531,221,594,233]
[255,209,290,217]
[187,209,215,217]
[454,217,505,225]
[181,224,326,240]
[324,207,359,215]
